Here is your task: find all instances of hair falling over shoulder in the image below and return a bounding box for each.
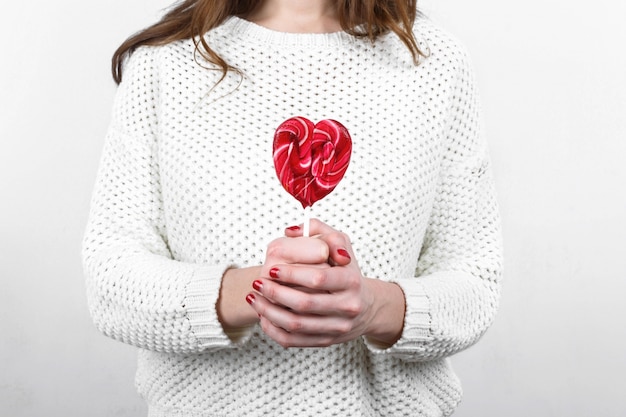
[111,0,423,84]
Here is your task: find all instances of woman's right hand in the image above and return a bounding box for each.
[216,231,332,335]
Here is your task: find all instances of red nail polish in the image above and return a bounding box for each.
[337,248,351,259]
[269,267,280,279]
[252,280,263,292]
[287,225,300,231]
[245,293,256,305]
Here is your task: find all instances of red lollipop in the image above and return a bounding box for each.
[273,117,352,235]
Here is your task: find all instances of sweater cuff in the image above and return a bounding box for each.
[364,277,432,357]
[185,264,253,349]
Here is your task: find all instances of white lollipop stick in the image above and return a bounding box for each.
[303,206,311,237]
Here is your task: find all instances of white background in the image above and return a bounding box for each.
[1,0,625,415]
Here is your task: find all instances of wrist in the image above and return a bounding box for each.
[217,266,262,334]
[363,278,406,347]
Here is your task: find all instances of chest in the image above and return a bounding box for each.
[153,47,449,276]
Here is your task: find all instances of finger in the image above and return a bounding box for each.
[252,277,331,315]
[266,264,349,294]
[258,317,337,348]
[247,289,320,330]
[305,223,353,267]
[251,293,353,338]
[284,218,334,237]
[265,236,329,266]
[284,224,303,237]
[287,219,353,266]
[318,231,353,267]
[306,218,337,236]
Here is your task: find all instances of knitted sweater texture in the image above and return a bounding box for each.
[84,15,502,417]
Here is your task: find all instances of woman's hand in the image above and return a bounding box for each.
[247,219,406,348]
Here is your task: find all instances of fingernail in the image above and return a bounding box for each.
[269,267,280,279]
[245,293,256,305]
[287,225,300,231]
[252,280,263,292]
[337,248,351,259]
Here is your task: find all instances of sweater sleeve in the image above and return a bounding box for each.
[367,48,503,360]
[83,47,249,354]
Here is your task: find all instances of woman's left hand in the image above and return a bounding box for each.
[248,219,405,348]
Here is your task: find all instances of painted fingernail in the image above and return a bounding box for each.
[245,293,256,305]
[287,225,300,231]
[269,267,280,279]
[337,248,351,259]
[252,280,263,292]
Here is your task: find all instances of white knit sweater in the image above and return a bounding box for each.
[84,15,502,417]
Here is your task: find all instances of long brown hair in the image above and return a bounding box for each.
[112,0,423,84]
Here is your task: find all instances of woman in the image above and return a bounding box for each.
[83,0,503,415]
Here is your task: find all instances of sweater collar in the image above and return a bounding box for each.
[218,15,357,47]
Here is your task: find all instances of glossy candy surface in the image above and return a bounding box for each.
[273,117,352,208]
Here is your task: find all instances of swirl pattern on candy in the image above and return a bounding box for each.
[273,117,352,208]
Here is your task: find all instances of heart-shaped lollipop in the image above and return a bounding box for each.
[273,117,352,210]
